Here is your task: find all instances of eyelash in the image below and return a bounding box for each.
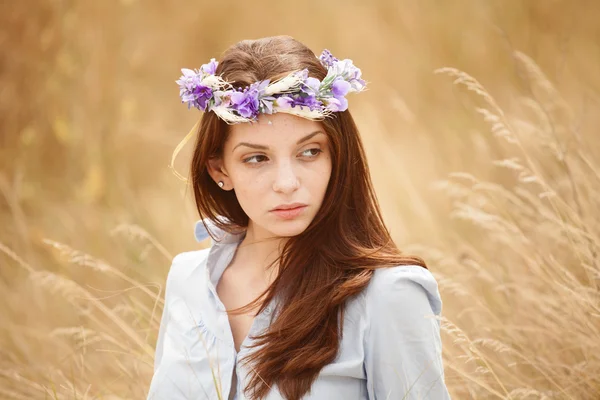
[242,148,323,165]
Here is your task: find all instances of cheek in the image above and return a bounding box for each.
[229,169,268,199]
[231,184,262,218]
[307,155,333,192]
[321,153,333,175]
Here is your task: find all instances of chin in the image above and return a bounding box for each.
[266,217,311,238]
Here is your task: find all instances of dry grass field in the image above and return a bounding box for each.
[1,0,599,398]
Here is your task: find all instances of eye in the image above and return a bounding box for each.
[300,148,323,158]
[242,154,269,164]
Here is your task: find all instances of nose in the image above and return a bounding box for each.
[272,159,300,193]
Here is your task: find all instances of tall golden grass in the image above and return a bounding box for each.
[1,0,599,398]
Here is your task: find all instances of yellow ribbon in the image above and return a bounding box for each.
[169,119,200,183]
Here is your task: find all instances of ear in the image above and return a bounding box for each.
[207,157,233,191]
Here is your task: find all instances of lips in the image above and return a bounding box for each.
[270,204,308,220]
[271,203,307,211]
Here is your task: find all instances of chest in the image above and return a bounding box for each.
[216,267,269,353]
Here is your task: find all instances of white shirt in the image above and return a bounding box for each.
[147,218,451,399]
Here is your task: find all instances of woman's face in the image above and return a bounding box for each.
[208,112,332,239]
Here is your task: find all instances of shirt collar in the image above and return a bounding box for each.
[194,217,246,288]
[194,216,246,244]
[195,216,281,320]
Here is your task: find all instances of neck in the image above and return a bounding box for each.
[234,221,287,285]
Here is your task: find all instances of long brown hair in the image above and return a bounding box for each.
[189,35,427,400]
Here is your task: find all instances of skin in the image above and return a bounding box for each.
[207,112,333,352]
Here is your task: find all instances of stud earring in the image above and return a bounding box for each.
[218,181,224,188]
[267,120,273,125]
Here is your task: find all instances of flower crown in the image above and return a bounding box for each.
[176,49,367,124]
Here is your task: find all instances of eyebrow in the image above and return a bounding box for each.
[232,130,324,152]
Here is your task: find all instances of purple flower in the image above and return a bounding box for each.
[275,96,293,109]
[331,78,351,97]
[213,90,232,107]
[334,59,366,92]
[230,80,269,119]
[319,49,339,68]
[190,85,213,110]
[176,69,201,94]
[348,75,366,92]
[294,69,309,81]
[260,96,276,114]
[326,78,351,111]
[255,79,270,93]
[230,90,259,118]
[325,97,348,112]
[201,58,218,75]
[292,94,322,110]
[304,77,321,93]
[274,93,322,111]
[297,77,323,110]
[177,68,215,110]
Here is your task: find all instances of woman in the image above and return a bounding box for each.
[148,35,450,400]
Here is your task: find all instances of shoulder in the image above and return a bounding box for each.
[164,248,212,294]
[365,265,442,316]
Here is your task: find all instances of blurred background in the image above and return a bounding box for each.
[2,0,600,398]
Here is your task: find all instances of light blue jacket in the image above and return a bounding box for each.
[147,218,451,399]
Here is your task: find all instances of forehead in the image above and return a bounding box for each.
[226,113,325,147]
